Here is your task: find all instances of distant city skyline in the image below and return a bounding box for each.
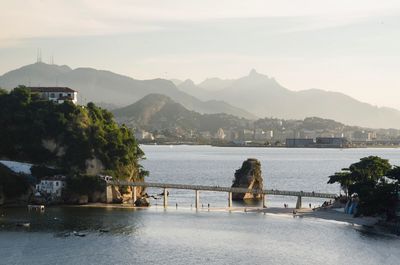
[1,0,400,109]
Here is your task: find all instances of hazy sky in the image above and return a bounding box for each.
[1,0,400,109]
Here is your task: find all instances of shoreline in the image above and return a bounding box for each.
[66,203,380,227]
[139,143,400,149]
[3,203,397,236]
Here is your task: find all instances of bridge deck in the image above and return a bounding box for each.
[112,181,337,199]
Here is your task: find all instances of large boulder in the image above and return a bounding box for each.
[134,197,150,207]
[231,158,264,200]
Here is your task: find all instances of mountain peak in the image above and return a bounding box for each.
[249,69,258,76]
[247,69,271,80]
[182,79,195,86]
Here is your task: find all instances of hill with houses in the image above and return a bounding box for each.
[112,94,400,146]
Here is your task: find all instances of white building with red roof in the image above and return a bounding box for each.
[28,87,78,104]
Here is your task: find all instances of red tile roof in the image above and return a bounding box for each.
[28,87,76,93]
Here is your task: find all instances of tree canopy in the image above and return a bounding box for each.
[0,86,147,180]
[328,156,399,218]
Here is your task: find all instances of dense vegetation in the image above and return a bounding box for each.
[0,163,30,198]
[65,174,106,195]
[0,86,147,180]
[328,156,399,219]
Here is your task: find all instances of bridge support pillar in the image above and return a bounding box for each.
[296,196,302,209]
[262,194,266,208]
[195,190,200,209]
[228,192,232,208]
[163,188,168,208]
[132,186,137,204]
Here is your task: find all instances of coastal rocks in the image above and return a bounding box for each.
[105,185,145,204]
[85,158,105,176]
[41,139,65,157]
[134,197,150,207]
[231,158,264,200]
[78,195,89,204]
[89,191,106,203]
[105,185,123,203]
[65,194,89,204]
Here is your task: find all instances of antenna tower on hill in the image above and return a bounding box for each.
[36,48,42,63]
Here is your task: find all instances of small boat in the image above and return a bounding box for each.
[27,205,45,211]
[73,231,86,237]
[16,222,30,228]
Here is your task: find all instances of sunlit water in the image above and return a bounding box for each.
[1,146,400,265]
[142,145,400,208]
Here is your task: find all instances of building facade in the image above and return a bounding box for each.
[286,138,315,147]
[29,87,78,104]
[35,175,66,198]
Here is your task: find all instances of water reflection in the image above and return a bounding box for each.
[1,207,399,265]
[0,207,144,236]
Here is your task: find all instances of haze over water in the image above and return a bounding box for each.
[1,146,399,265]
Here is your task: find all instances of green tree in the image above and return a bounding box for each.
[349,156,391,183]
[328,156,396,217]
[327,169,353,197]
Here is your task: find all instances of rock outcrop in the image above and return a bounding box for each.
[231,158,263,200]
[134,197,150,207]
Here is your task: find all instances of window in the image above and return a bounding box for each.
[50,93,55,98]
[59,93,62,97]
[56,181,59,186]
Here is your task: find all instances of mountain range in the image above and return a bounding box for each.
[1,62,400,129]
[176,69,400,129]
[0,62,255,119]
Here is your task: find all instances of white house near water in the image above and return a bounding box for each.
[35,175,66,198]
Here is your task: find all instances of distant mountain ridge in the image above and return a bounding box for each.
[2,62,400,128]
[0,62,256,119]
[177,70,400,129]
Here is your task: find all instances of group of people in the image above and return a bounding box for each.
[284,203,314,208]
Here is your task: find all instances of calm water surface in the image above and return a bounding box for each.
[142,145,400,207]
[1,146,399,265]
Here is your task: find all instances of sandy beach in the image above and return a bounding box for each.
[71,203,380,227]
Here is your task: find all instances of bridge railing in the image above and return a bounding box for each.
[110,181,337,199]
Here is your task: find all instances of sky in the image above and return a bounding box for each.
[1,0,400,109]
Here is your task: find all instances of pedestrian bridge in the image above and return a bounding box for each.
[110,181,337,209]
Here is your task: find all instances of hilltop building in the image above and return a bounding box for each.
[28,87,78,104]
